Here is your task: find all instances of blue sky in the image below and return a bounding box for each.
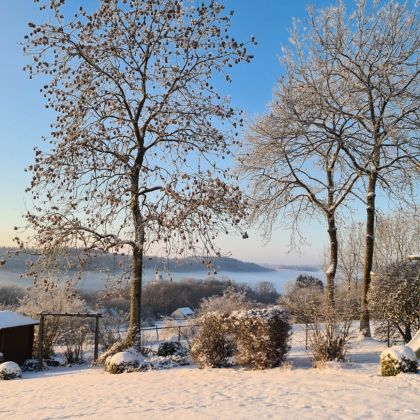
[0,0,362,265]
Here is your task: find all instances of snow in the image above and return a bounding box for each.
[0,336,418,419]
[408,329,420,357]
[381,346,417,364]
[0,361,22,379]
[108,351,143,366]
[0,310,39,329]
[325,264,334,275]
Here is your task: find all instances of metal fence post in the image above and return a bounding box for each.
[387,320,390,347]
[156,325,159,340]
[178,326,181,342]
[305,323,308,350]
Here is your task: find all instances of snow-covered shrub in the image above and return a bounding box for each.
[308,290,357,366]
[0,361,22,380]
[105,351,143,374]
[99,311,129,351]
[230,307,291,369]
[191,312,233,368]
[19,277,87,357]
[369,261,420,343]
[60,322,90,364]
[380,346,418,376]
[279,281,323,324]
[198,287,251,316]
[157,341,187,357]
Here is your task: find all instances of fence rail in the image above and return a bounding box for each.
[140,324,199,342]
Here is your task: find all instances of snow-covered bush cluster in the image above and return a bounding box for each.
[104,346,190,374]
[380,346,418,376]
[279,280,323,324]
[105,351,143,374]
[230,307,291,369]
[198,287,251,316]
[0,361,22,380]
[191,307,291,369]
[18,278,87,358]
[191,312,233,368]
[369,260,420,343]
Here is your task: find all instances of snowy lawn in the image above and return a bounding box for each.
[1,337,419,419]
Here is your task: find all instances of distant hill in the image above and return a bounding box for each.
[0,247,273,274]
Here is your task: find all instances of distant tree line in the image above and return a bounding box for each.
[1,279,279,323]
[0,247,271,274]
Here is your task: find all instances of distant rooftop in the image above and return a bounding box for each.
[0,310,39,329]
[171,307,194,318]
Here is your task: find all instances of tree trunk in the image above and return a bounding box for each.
[128,242,143,351]
[360,172,377,337]
[326,213,338,308]
[128,163,145,351]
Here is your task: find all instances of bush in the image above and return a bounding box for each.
[192,307,292,370]
[279,281,324,324]
[308,288,358,366]
[380,346,418,376]
[0,362,22,380]
[369,261,420,343]
[105,351,142,374]
[230,307,291,369]
[157,341,187,357]
[18,278,87,357]
[191,312,233,368]
[99,311,129,351]
[198,287,251,316]
[60,321,90,364]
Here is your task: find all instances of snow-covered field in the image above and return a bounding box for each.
[1,334,419,419]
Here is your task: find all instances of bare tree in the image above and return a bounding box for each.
[267,0,419,335]
[338,206,419,288]
[337,221,364,289]
[374,207,420,269]
[21,0,254,349]
[240,71,359,307]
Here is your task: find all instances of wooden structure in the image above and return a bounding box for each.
[0,310,39,364]
[37,311,102,370]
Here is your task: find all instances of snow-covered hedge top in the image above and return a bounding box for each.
[380,345,417,363]
[230,307,289,321]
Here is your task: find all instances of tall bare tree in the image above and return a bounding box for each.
[240,77,360,307]
[264,0,419,335]
[21,0,254,348]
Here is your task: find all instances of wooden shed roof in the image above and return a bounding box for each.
[0,310,39,330]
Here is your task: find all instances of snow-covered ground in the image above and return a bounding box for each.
[1,332,419,419]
